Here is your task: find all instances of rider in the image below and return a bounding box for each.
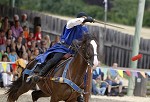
[35,12,94,77]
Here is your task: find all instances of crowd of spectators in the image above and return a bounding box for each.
[0,14,58,88]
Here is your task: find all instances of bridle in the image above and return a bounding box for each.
[71,39,97,67]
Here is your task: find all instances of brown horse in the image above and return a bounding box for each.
[6,34,99,102]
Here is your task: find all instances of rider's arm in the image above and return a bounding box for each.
[66,18,85,29]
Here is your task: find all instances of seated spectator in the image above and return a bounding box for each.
[34,26,42,43]
[0,54,13,88]
[50,35,60,47]
[29,40,37,53]
[23,26,29,39]
[0,29,6,52]
[29,48,39,60]
[6,29,16,42]
[106,63,123,96]
[92,61,108,95]
[8,49,18,62]
[15,36,26,58]
[26,32,35,49]
[39,40,47,54]
[43,35,51,48]
[20,14,29,29]
[11,20,23,38]
[1,16,10,33]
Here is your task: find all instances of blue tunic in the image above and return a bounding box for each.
[36,25,88,63]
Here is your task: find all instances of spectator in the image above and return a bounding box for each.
[29,40,37,53]
[11,20,23,38]
[20,14,29,28]
[6,29,16,42]
[8,49,18,80]
[23,26,29,39]
[15,36,26,58]
[50,35,60,47]
[0,29,6,51]
[1,16,10,33]
[8,49,18,62]
[26,32,35,49]
[20,31,27,46]
[0,54,13,88]
[30,48,39,60]
[43,35,51,48]
[34,26,42,43]
[14,14,19,21]
[92,61,108,95]
[39,40,47,54]
[106,63,123,96]
[5,39,13,53]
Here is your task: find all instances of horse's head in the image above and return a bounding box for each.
[73,34,99,68]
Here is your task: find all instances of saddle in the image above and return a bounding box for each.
[34,53,72,74]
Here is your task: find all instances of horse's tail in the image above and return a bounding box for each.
[6,76,23,102]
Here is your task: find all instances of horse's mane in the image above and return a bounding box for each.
[82,34,97,43]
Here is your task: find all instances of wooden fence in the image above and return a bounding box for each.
[0,4,150,69]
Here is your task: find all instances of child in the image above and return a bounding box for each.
[0,54,13,88]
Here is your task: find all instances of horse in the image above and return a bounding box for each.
[6,34,99,102]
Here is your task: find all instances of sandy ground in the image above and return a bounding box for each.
[0,88,150,102]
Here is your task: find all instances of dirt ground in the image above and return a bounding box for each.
[0,88,150,102]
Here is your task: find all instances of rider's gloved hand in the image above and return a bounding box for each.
[83,16,94,23]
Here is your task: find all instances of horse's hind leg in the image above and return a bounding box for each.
[32,90,50,102]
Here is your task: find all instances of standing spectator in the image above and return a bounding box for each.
[0,54,13,88]
[20,14,29,28]
[34,26,42,43]
[106,63,123,96]
[15,36,26,58]
[11,20,23,38]
[0,29,6,51]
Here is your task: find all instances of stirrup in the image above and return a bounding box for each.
[26,75,34,82]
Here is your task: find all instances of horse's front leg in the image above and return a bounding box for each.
[32,90,50,102]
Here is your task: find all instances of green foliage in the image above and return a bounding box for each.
[0,0,150,27]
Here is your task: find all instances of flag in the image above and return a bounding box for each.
[139,71,146,78]
[146,72,150,76]
[125,70,131,76]
[117,70,123,77]
[133,71,138,77]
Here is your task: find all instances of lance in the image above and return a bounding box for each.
[94,19,125,29]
